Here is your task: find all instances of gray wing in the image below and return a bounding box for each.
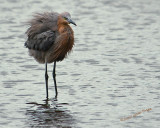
[26,12,59,38]
[25,30,56,51]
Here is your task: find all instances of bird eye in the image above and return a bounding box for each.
[64,17,68,20]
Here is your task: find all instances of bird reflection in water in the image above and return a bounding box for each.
[26,99,75,127]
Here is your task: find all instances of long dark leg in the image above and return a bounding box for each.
[53,62,58,97]
[45,62,49,99]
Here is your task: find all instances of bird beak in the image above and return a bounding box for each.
[67,18,77,26]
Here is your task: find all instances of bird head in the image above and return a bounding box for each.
[60,12,77,26]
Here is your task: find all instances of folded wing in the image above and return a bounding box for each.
[25,30,56,51]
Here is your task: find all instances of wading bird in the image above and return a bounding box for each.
[24,12,76,99]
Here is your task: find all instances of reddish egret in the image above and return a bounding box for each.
[24,12,76,99]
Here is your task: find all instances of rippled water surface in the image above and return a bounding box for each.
[0,0,160,127]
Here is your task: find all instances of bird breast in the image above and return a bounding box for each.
[46,25,74,63]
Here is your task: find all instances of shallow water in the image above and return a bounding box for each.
[0,0,160,127]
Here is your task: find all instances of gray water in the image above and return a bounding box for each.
[0,0,160,127]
